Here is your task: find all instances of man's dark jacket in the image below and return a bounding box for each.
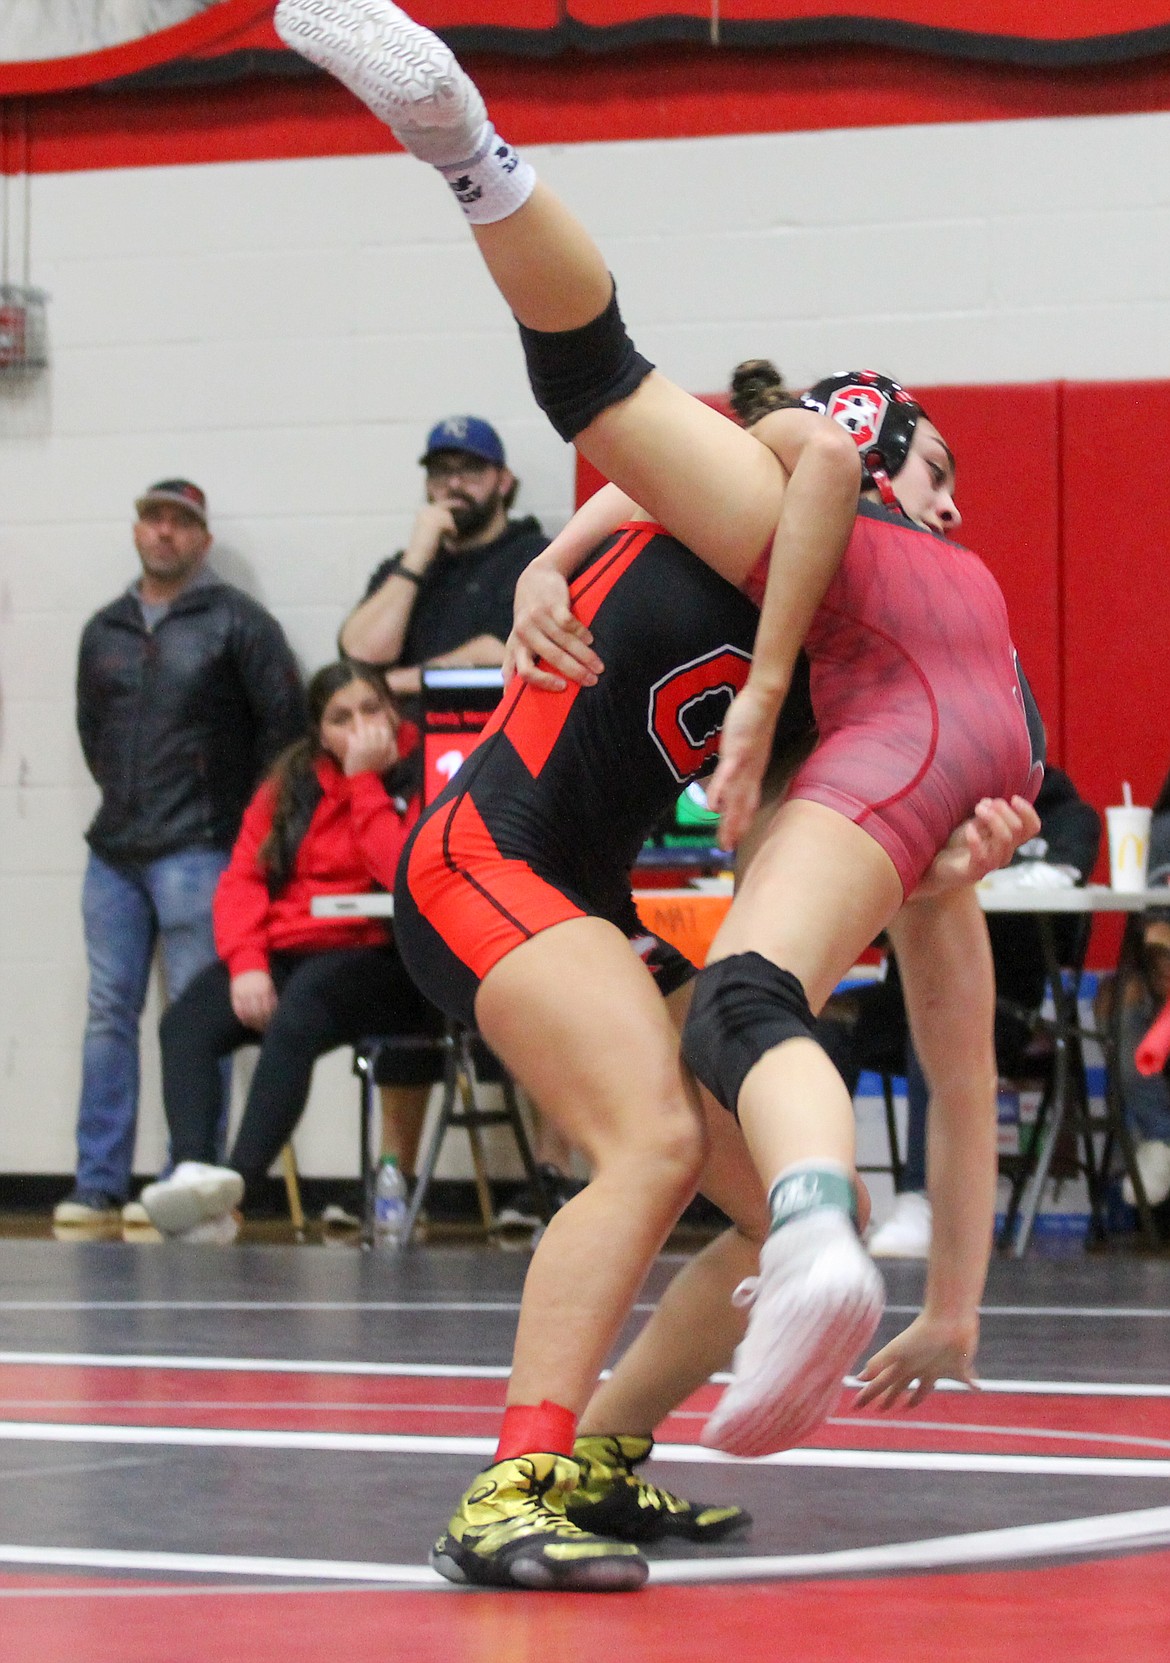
[77,576,306,864]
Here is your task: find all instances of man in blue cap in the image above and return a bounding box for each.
[340,415,548,696]
[340,418,573,1198]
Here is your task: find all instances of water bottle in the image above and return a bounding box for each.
[373,1155,409,1250]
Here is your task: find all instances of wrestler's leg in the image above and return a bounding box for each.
[422,915,706,1590]
[578,788,875,1441]
[684,799,902,1455]
[273,0,786,574]
[473,918,707,1421]
[559,978,765,1544]
[580,980,768,1439]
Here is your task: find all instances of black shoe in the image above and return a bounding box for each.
[497,1165,581,1228]
[566,1433,750,1543]
[431,1453,648,1591]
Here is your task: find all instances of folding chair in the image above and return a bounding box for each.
[353,1027,550,1245]
[349,666,555,1245]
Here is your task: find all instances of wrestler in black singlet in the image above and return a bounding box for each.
[394,524,814,1027]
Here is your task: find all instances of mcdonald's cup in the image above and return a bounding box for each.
[1106,805,1152,892]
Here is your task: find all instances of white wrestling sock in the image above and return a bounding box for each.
[274,0,535,220]
[435,125,535,225]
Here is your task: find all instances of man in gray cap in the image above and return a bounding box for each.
[340,416,548,694]
[56,480,305,1228]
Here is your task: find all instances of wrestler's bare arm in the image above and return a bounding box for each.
[707,410,862,848]
[504,483,645,689]
[856,887,998,1410]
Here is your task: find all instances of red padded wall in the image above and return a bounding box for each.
[1062,380,1170,820]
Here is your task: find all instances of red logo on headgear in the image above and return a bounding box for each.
[824,384,888,450]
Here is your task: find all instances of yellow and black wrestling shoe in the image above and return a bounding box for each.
[430,1453,649,1591]
[566,1434,750,1544]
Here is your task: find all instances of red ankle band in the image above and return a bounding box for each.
[494,1400,578,1463]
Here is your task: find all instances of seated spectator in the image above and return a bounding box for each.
[340,415,574,1198]
[339,415,548,697]
[818,764,1101,1257]
[1117,775,1170,1207]
[140,662,442,1240]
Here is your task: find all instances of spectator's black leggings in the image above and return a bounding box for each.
[159,946,442,1198]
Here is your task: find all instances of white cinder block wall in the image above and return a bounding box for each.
[2,108,1169,1179]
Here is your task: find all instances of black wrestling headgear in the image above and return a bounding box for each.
[800,371,927,509]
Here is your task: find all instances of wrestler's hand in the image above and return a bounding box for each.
[504,563,603,692]
[707,683,779,849]
[853,1311,980,1411]
[913,795,1041,899]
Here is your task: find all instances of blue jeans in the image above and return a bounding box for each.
[75,847,230,1199]
[1118,991,1170,1144]
[899,1045,929,1194]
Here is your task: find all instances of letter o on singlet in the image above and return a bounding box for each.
[647,646,752,783]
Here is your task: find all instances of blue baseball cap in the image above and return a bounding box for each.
[420,415,506,469]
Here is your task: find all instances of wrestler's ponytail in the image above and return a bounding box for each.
[728,359,801,427]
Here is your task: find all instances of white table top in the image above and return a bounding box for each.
[311,883,1167,921]
[975,883,1167,913]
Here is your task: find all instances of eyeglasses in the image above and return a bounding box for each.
[425,454,496,483]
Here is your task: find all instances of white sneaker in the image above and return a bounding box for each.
[141,1162,244,1236]
[1122,1140,1170,1208]
[121,1199,152,1227]
[274,0,487,162]
[174,1214,240,1246]
[702,1211,884,1458]
[868,1192,932,1259]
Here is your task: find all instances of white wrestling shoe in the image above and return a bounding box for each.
[1122,1139,1170,1208]
[702,1211,884,1457]
[274,0,487,164]
[141,1162,244,1237]
[867,1191,932,1259]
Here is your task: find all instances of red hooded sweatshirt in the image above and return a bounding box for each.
[213,752,419,977]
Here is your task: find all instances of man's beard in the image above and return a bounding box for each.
[448,490,503,541]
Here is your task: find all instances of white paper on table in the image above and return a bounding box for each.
[979,861,1078,891]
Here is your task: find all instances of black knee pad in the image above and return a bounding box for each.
[682,952,817,1118]
[517,283,654,443]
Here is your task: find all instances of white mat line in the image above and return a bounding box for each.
[3,1353,1170,1398]
[2,1504,1169,1590]
[0,1299,1165,1318]
[0,1542,442,1588]
[0,1397,1163,1452]
[647,1503,1170,1584]
[2,1401,1166,1452]
[0,1301,534,1314]
[0,1581,381,1602]
[1,1420,1169,1478]
[0,1353,513,1379]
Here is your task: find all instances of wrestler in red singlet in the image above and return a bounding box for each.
[747,498,1044,894]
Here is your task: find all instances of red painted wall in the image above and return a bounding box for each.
[11,43,1170,175]
[1062,379,1170,816]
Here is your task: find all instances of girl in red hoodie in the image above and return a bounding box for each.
[142,661,440,1238]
